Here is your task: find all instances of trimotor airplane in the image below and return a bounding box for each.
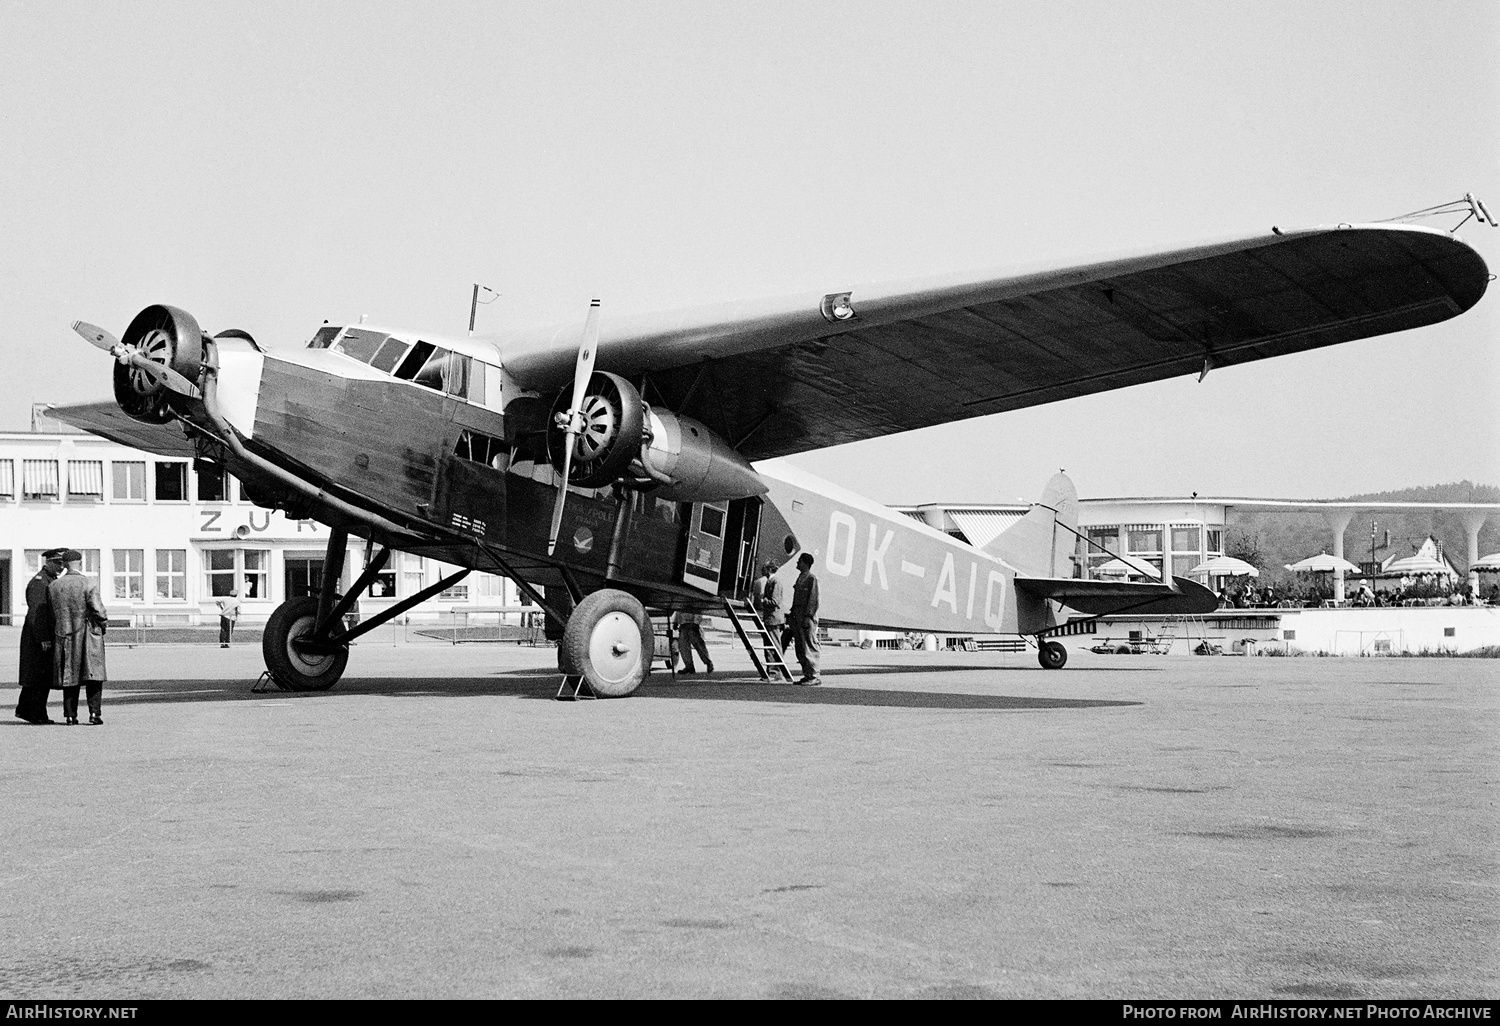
[52,205,1492,696]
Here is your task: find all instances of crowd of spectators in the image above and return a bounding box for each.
[1216,579,1498,609]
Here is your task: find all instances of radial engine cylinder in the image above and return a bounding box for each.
[546,372,765,503]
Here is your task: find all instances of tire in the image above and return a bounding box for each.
[560,589,652,698]
[1038,640,1068,670]
[263,596,348,692]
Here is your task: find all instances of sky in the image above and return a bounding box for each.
[2,0,1496,505]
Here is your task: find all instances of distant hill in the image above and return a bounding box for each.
[1225,482,1499,584]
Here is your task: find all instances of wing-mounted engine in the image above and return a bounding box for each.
[545,371,766,503]
[111,304,209,423]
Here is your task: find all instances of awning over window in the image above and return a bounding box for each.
[0,460,12,496]
[68,460,103,495]
[948,510,1025,549]
[22,460,58,497]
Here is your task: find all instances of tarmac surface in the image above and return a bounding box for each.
[1,634,1496,1000]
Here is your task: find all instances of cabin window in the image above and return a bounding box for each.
[393,341,436,382]
[454,429,507,469]
[308,325,341,349]
[332,327,389,364]
[699,506,726,538]
[369,336,410,373]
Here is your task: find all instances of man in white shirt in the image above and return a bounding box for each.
[217,589,241,648]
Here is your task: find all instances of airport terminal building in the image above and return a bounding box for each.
[2,416,1495,654]
[0,422,530,629]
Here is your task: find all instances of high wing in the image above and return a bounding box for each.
[494,223,1489,461]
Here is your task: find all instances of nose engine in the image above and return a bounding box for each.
[546,371,765,503]
[113,304,207,422]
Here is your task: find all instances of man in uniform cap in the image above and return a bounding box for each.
[14,548,67,723]
[48,550,109,726]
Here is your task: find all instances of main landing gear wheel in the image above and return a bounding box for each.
[262,596,349,692]
[1038,640,1068,670]
[560,589,652,698]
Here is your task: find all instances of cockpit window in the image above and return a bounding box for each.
[309,325,341,349]
[369,336,410,373]
[332,327,388,364]
[411,347,450,392]
[393,341,436,383]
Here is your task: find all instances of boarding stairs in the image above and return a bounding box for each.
[720,597,795,682]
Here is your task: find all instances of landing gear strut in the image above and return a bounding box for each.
[1038,639,1068,670]
[259,527,470,692]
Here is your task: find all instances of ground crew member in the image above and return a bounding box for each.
[674,610,713,675]
[789,552,821,686]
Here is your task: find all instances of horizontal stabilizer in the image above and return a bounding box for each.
[1015,575,1218,616]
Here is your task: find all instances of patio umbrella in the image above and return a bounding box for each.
[1380,554,1457,578]
[1284,553,1362,574]
[1188,556,1259,578]
[1471,553,1500,572]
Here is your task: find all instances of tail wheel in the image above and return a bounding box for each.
[263,596,348,692]
[560,589,652,698]
[1038,640,1068,670]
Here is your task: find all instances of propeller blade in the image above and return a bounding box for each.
[546,299,602,556]
[72,321,119,351]
[546,433,574,556]
[569,298,601,415]
[121,350,197,394]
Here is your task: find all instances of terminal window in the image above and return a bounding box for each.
[206,548,269,598]
[112,461,146,501]
[154,462,188,502]
[21,460,59,500]
[156,550,186,600]
[68,460,104,499]
[196,464,229,502]
[113,549,144,601]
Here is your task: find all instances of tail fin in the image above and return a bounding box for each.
[984,472,1078,578]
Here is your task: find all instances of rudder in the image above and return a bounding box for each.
[983,473,1079,579]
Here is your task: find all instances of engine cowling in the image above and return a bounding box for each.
[113,304,207,423]
[546,372,765,502]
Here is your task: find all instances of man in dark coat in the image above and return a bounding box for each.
[15,548,67,724]
[788,552,821,686]
[49,551,109,726]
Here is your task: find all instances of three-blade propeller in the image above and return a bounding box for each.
[72,319,197,394]
[546,299,602,556]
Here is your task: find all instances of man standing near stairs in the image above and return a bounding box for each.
[753,560,788,666]
[789,553,821,686]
